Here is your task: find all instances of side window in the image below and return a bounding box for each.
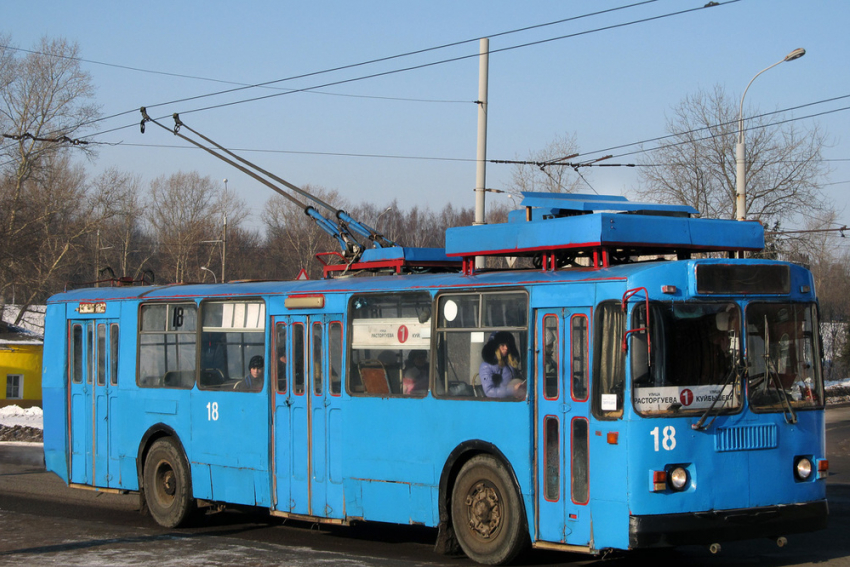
[571,315,589,401]
[97,323,106,386]
[329,321,343,395]
[5,375,23,399]
[293,323,305,395]
[110,323,119,386]
[275,323,287,393]
[86,322,93,385]
[435,291,528,400]
[313,322,323,395]
[572,417,589,504]
[199,301,266,392]
[592,302,625,419]
[543,315,559,400]
[348,292,432,397]
[71,324,83,384]
[138,303,197,389]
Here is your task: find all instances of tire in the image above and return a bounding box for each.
[144,438,195,528]
[451,455,527,565]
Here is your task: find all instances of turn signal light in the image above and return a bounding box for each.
[818,459,829,480]
[651,471,667,492]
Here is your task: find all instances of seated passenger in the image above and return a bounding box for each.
[479,331,526,399]
[236,355,264,391]
[402,350,429,394]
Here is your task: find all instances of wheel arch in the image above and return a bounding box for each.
[136,423,189,491]
[437,439,528,533]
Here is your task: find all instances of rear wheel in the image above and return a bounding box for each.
[144,438,194,528]
[451,455,527,565]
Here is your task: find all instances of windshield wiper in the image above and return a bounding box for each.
[692,364,741,431]
[761,315,798,424]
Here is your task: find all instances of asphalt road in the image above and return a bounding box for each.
[1,407,850,566]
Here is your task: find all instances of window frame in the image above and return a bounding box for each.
[197,298,267,393]
[137,301,199,390]
[346,291,434,398]
[5,374,23,399]
[433,288,529,401]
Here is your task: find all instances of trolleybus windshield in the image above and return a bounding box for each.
[631,302,743,417]
[746,302,823,412]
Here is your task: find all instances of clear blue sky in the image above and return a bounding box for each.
[4,0,849,240]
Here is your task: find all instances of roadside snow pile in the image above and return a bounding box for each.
[0,405,43,428]
[0,405,43,442]
[826,378,850,404]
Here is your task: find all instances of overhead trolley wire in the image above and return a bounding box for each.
[70,0,710,141]
[172,0,739,117]
[140,0,661,113]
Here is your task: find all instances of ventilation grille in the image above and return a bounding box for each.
[715,424,778,452]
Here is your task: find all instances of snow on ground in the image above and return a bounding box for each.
[827,378,850,390]
[0,405,43,429]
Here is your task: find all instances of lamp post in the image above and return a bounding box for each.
[200,266,217,283]
[375,206,392,234]
[736,48,805,221]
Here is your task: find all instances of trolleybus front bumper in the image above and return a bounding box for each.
[629,500,828,548]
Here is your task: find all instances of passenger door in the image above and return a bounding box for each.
[272,314,344,519]
[535,308,592,546]
[69,319,119,487]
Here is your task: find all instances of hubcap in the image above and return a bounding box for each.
[162,469,176,496]
[465,481,501,538]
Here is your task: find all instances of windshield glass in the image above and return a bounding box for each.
[631,302,743,416]
[746,303,823,411]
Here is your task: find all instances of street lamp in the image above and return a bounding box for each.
[200,266,217,283]
[375,206,392,233]
[736,48,806,221]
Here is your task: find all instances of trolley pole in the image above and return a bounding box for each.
[474,38,489,270]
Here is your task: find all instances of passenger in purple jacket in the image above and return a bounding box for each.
[479,331,526,399]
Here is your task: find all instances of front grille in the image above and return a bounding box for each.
[714,424,777,452]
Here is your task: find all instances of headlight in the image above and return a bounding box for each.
[795,457,813,481]
[668,467,689,491]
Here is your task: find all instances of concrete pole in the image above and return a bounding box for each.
[222,213,227,283]
[474,38,489,270]
[735,48,806,222]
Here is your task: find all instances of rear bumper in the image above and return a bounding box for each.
[629,500,828,548]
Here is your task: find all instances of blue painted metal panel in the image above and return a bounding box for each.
[191,386,271,507]
[42,303,69,483]
[359,246,458,263]
[446,213,765,257]
[517,191,698,215]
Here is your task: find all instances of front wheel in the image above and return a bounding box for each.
[144,438,195,528]
[451,455,527,565]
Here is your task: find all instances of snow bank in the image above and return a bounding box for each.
[0,405,43,429]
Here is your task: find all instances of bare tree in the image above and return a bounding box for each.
[636,85,829,223]
[0,37,99,237]
[147,172,221,283]
[262,186,345,280]
[90,169,153,282]
[510,132,586,195]
[0,35,99,310]
[779,210,850,380]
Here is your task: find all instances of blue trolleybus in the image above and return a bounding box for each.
[42,193,827,564]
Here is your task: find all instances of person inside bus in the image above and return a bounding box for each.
[276,352,287,392]
[402,350,429,394]
[236,355,264,391]
[479,331,526,399]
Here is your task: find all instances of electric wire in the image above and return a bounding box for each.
[168,1,739,117]
[53,0,720,142]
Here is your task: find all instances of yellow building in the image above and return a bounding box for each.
[0,321,43,408]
